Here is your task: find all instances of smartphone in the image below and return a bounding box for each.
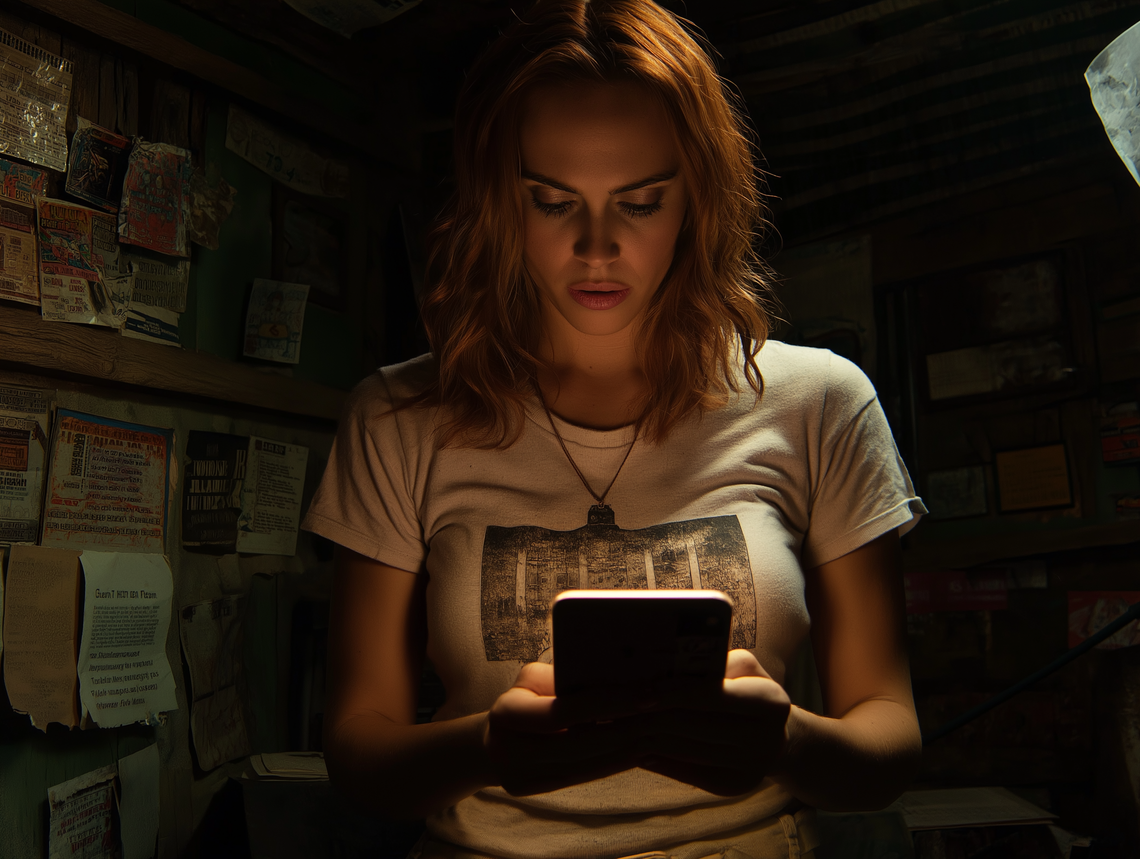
[551,590,733,698]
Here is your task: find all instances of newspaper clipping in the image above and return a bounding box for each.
[0,181,38,305]
[0,384,52,544]
[236,436,308,556]
[41,410,172,552]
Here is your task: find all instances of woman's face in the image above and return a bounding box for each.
[518,80,687,342]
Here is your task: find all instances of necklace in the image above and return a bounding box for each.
[538,390,637,526]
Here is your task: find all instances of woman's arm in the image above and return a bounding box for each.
[770,530,922,811]
[324,547,494,818]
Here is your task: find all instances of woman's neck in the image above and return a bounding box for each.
[536,328,647,431]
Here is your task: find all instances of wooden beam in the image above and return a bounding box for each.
[0,304,345,422]
[12,0,376,157]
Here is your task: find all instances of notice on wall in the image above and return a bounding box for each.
[122,250,189,312]
[66,118,132,213]
[40,270,134,329]
[47,764,117,859]
[0,384,52,544]
[236,437,308,556]
[225,104,349,197]
[37,197,101,280]
[2,545,82,730]
[243,278,308,364]
[118,139,191,257]
[77,552,177,727]
[41,410,172,553]
[0,156,47,205]
[0,195,38,305]
[182,431,247,552]
[121,304,180,348]
[180,595,251,770]
[0,28,73,172]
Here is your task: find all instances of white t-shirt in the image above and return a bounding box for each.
[303,340,925,858]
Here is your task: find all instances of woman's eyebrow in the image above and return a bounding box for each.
[520,170,678,195]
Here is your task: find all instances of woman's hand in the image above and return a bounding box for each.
[485,650,790,798]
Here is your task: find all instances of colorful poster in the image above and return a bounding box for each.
[40,271,133,328]
[117,140,191,257]
[0,157,47,205]
[65,118,132,212]
[0,200,38,305]
[37,197,100,280]
[47,764,117,859]
[0,29,73,172]
[0,384,52,545]
[243,278,308,364]
[41,410,172,553]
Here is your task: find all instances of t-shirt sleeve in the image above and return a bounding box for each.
[301,371,427,572]
[801,352,926,569]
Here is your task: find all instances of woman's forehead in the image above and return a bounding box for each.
[518,80,680,180]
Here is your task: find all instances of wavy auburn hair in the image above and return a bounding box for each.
[418,0,776,448]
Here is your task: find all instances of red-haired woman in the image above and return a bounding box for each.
[303,1,926,856]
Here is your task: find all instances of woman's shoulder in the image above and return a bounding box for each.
[756,339,872,393]
[342,353,439,420]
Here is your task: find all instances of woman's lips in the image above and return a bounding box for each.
[568,282,630,310]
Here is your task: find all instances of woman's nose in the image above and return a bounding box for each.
[573,215,619,269]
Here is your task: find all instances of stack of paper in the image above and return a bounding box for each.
[249,752,328,781]
[887,786,1056,830]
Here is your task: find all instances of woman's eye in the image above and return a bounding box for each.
[530,197,573,217]
[619,200,663,218]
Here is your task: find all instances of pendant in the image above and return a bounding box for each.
[587,504,616,526]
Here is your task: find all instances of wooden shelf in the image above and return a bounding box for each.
[902,518,1140,570]
[0,303,345,421]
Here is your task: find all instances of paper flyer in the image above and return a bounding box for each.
[40,270,134,328]
[0,383,52,545]
[243,278,308,364]
[37,197,101,280]
[77,551,178,727]
[0,197,38,304]
[122,305,180,347]
[41,409,172,553]
[225,104,349,197]
[179,595,250,770]
[118,139,191,257]
[0,28,73,172]
[182,431,247,552]
[189,166,236,250]
[2,545,82,730]
[66,118,132,213]
[236,436,308,556]
[47,764,117,859]
[122,250,189,312]
[0,156,47,205]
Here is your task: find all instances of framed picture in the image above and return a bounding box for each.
[272,186,347,311]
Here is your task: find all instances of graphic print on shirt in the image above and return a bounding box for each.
[479,515,757,662]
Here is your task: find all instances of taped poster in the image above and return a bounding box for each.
[66,118,132,213]
[2,545,82,730]
[0,28,73,171]
[47,764,117,859]
[37,197,100,280]
[225,104,349,197]
[0,198,38,305]
[0,383,52,544]
[122,250,188,312]
[0,156,47,205]
[243,278,308,364]
[118,139,191,257]
[77,551,178,727]
[235,436,308,556]
[41,410,172,553]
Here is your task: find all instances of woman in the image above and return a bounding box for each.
[302,1,926,857]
